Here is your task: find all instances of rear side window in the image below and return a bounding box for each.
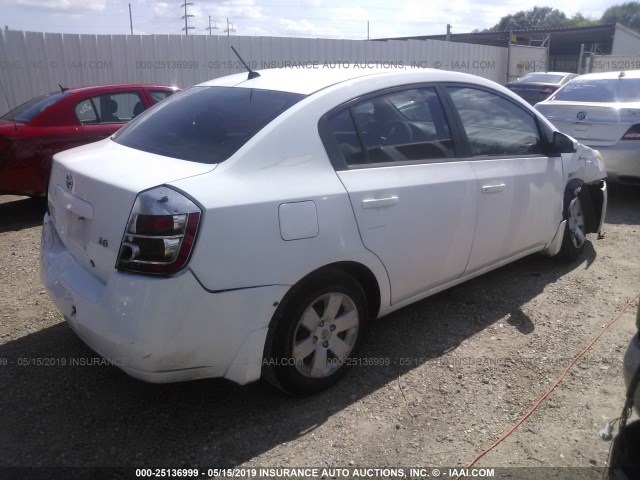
[1,92,67,124]
[75,92,143,124]
[113,86,304,164]
[517,73,566,84]
[327,87,455,167]
[448,87,543,156]
[552,78,640,102]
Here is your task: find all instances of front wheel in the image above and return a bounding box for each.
[263,271,368,396]
[556,180,588,261]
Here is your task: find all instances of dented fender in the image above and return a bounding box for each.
[562,143,607,185]
[560,141,608,235]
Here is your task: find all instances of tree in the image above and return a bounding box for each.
[602,2,640,32]
[487,7,596,32]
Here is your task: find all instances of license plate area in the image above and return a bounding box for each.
[53,185,94,252]
[66,213,90,251]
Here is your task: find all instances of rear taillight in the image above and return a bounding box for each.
[622,124,640,141]
[116,186,201,275]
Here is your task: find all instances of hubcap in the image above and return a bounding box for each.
[567,196,586,249]
[291,292,359,379]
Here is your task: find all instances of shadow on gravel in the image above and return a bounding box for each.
[0,196,46,233]
[605,183,640,226]
[0,246,595,470]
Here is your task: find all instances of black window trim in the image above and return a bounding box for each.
[318,82,465,171]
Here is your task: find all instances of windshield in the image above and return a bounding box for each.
[552,78,640,103]
[113,86,304,164]
[517,73,565,84]
[1,91,68,123]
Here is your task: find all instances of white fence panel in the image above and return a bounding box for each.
[0,30,507,114]
[507,45,548,83]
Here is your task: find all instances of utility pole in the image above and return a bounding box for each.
[181,2,195,35]
[206,15,218,35]
[224,18,236,36]
[367,21,369,40]
[128,3,133,35]
[446,24,452,41]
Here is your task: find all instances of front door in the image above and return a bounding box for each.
[326,86,478,305]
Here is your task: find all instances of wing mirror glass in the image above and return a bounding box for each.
[552,131,577,154]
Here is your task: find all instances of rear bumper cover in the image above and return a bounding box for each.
[594,142,640,182]
[41,214,288,384]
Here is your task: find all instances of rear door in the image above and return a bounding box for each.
[323,86,477,305]
[445,85,563,273]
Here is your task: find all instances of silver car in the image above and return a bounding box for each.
[506,71,578,105]
[535,70,640,184]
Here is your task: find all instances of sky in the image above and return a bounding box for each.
[0,0,627,39]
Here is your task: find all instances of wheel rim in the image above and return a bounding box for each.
[292,292,359,379]
[567,195,586,249]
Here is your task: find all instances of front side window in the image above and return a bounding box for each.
[75,92,143,124]
[448,87,543,156]
[113,86,304,164]
[328,87,455,166]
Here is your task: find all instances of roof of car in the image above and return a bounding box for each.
[197,67,497,95]
[523,72,574,76]
[572,70,640,80]
[64,84,180,94]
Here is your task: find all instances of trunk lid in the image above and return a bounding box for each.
[536,101,640,147]
[48,138,215,282]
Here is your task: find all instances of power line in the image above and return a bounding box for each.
[224,18,236,36]
[180,2,195,35]
[205,15,218,35]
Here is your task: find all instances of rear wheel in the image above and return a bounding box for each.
[263,271,368,396]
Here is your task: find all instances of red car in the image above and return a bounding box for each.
[0,84,180,196]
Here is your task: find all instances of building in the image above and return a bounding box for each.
[382,23,640,73]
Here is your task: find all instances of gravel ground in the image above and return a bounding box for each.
[0,185,639,479]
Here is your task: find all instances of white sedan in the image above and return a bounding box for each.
[41,67,607,395]
[535,70,640,184]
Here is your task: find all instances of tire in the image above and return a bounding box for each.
[262,270,368,396]
[556,180,588,262]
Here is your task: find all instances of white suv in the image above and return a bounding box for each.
[41,67,607,395]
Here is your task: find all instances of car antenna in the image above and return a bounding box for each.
[58,83,69,93]
[230,46,260,80]
[618,71,626,79]
[0,79,18,131]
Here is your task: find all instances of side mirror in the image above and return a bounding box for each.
[552,131,577,154]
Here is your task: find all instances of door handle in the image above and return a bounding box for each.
[361,196,399,209]
[481,183,506,193]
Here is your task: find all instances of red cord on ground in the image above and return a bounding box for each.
[465,291,640,469]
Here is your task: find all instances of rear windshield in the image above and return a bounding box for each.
[518,73,565,84]
[1,91,68,123]
[552,78,640,103]
[113,86,304,164]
